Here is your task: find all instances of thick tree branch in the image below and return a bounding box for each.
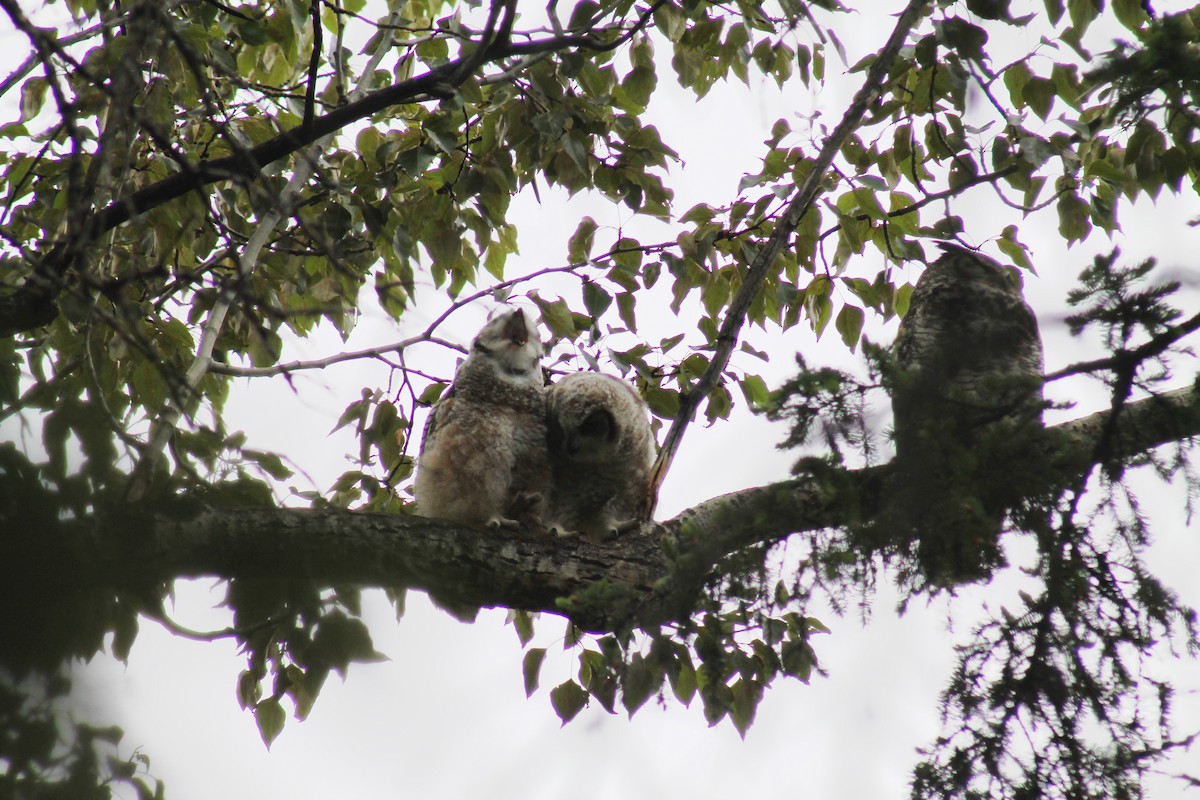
[31,381,1198,636]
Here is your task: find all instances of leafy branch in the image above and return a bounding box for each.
[0,0,663,337]
[646,0,932,512]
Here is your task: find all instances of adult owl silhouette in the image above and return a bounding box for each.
[889,241,1045,585]
[413,307,550,529]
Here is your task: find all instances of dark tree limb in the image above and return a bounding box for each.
[24,380,1197,636]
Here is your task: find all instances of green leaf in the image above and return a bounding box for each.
[306,612,388,677]
[621,654,657,717]
[1023,77,1056,120]
[509,609,536,646]
[894,283,914,319]
[567,0,601,30]
[728,679,761,737]
[669,650,697,705]
[417,383,449,407]
[582,281,613,321]
[781,639,815,682]
[523,648,547,698]
[236,670,261,710]
[111,612,138,663]
[616,292,637,333]
[938,18,988,62]
[19,78,47,123]
[247,328,282,368]
[567,216,598,264]
[966,0,1012,20]
[1057,190,1092,245]
[805,276,833,338]
[1112,0,1149,31]
[550,680,589,724]
[1066,0,1098,39]
[739,374,771,412]
[643,386,681,419]
[703,385,732,423]
[997,225,1035,273]
[253,699,286,750]
[245,449,293,480]
[660,334,684,352]
[834,304,865,352]
[532,294,577,340]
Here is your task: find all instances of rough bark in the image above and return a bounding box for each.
[29,381,1195,634]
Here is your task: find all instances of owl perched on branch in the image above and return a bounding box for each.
[889,242,1045,585]
[546,372,655,541]
[414,308,550,529]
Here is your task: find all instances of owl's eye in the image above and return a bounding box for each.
[579,408,616,441]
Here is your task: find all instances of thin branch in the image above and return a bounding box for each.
[208,335,464,377]
[815,165,1019,245]
[304,0,321,130]
[646,0,933,514]
[1043,307,1200,383]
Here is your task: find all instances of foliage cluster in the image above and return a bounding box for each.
[3,0,1200,797]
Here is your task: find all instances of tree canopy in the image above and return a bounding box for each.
[4,0,1200,797]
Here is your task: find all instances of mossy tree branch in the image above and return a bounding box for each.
[13,380,1197,638]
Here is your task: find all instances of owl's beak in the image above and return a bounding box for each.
[504,310,529,346]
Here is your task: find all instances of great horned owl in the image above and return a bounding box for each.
[546,372,655,541]
[414,308,550,529]
[889,242,1044,585]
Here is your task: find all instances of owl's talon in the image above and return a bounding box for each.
[548,523,578,538]
[486,515,521,531]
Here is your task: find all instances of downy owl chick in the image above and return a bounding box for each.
[889,242,1044,585]
[546,372,655,541]
[414,308,550,529]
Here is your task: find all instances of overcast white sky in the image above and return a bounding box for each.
[6,1,1200,798]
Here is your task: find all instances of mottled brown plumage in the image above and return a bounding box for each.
[546,372,655,541]
[889,242,1044,585]
[894,243,1044,439]
[414,308,550,529]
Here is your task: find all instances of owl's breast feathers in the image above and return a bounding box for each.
[894,243,1043,422]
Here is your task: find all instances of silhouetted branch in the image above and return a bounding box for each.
[30,379,1199,634]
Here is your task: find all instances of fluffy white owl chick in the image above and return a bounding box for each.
[546,372,655,541]
[414,308,550,529]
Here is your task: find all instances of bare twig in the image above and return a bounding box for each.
[209,335,465,378]
[304,0,322,130]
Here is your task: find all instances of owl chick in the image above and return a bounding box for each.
[414,308,550,529]
[889,242,1044,585]
[546,372,655,541]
